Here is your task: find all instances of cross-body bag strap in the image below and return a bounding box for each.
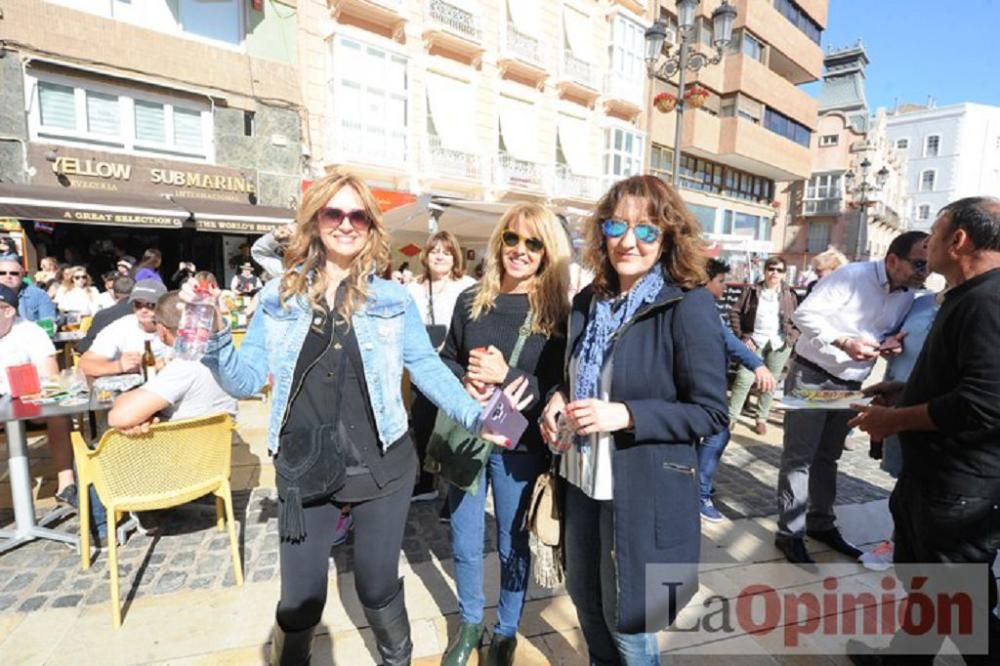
[426,279,436,326]
[508,310,534,370]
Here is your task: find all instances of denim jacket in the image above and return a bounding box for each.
[201,275,483,455]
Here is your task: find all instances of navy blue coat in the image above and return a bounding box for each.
[565,280,728,634]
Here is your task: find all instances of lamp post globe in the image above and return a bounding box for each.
[711,0,738,47]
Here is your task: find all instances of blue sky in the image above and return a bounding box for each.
[802,0,1000,110]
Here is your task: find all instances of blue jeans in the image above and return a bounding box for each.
[448,450,548,638]
[697,429,731,501]
[564,483,660,666]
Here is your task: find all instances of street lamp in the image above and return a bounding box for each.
[645,0,737,187]
[844,157,891,260]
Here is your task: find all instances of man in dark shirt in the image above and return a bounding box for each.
[849,196,1000,665]
[76,276,135,353]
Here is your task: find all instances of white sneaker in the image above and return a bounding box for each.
[859,540,894,571]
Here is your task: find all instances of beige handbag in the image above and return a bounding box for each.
[525,463,564,587]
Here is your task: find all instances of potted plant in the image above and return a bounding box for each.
[684,86,710,109]
[653,92,678,113]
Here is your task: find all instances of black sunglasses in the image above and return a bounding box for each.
[765,266,786,273]
[318,207,372,231]
[501,230,544,254]
[132,301,156,311]
[0,270,22,277]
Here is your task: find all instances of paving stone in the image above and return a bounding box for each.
[0,595,17,611]
[17,596,48,612]
[52,594,83,608]
[251,567,275,583]
[84,583,110,605]
[4,573,36,592]
[189,575,216,590]
[155,571,187,594]
[37,571,67,593]
[196,555,227,576]
[257,550,278,568]
[171,551,196,567]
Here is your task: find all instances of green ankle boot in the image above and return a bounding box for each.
[441,621,483,666]
[483,633,517,666]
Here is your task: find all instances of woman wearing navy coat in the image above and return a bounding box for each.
[541,175,728,665]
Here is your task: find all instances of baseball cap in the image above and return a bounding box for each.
[117,255,137,268]
[129,279,167,304]
[0,284,19,311]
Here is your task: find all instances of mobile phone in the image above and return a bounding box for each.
[482,389,528,448]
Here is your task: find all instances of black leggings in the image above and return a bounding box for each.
[276,482,411,631]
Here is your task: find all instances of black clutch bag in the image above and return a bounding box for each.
[275,423,347,541]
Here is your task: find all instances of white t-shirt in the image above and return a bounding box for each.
[751,287,784,350]
[406,276,477,328]
[0,318,56,394]
[56,287,100,315]
[89,314,169,361]
[142,358,238,422]
[96,292,117,311]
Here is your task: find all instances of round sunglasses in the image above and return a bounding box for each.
[601,219,662,244]
[318,207,372,231]
[501,230,544,254]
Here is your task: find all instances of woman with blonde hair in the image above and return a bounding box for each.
[405,230,476,500]
[439,203,570,666]
[194,173,528,665]
[541,175,728,664]
[805,247,848,297]
[55,266,100,316]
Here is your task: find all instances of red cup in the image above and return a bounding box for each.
[6,363,41,398]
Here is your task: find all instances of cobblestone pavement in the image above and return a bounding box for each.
[0,410,894,617]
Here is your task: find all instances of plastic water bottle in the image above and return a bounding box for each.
[174,281,215,361]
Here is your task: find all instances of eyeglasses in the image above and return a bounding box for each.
[0,270,22,277]
[765,266,786,274]
[501,230,544,254]
[73,275,88,281]
[318,207,372,231]
[601,219,662,244]
[132,301,156,311]
[906,258,929,272]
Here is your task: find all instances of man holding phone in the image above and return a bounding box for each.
[774,231,928,565]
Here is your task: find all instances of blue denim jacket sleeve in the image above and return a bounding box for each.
[401,296,482,434]
[722,320,763,371]
[201,307,270,399]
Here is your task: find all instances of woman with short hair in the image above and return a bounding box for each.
[196,173,525,666]
[405,231,476,500]
[727,255,800,435]
[542,175,728,665]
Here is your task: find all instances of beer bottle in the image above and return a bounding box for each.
[143,340,157,381]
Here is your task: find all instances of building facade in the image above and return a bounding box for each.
[784,43,908,272]
[647,0,826,282]
[299,0,657,263]
[0,0,305,283]
[885,102,1000,231]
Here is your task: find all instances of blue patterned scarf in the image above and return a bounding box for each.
[573,265,665,405]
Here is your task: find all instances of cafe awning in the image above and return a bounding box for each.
[0,183,189,229]
[176,199,295,234]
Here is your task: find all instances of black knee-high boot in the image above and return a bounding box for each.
[269,621,316,666]
[362,579,412,666]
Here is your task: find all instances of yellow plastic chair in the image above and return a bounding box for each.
[70,413,244,627]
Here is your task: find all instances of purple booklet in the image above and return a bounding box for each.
[481,389,529,448]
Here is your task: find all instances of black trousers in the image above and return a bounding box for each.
[276,481,411,631]
[885,477,1000,665]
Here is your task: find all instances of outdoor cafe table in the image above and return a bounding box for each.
[0,392,111,555]
[53,330,86,368]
